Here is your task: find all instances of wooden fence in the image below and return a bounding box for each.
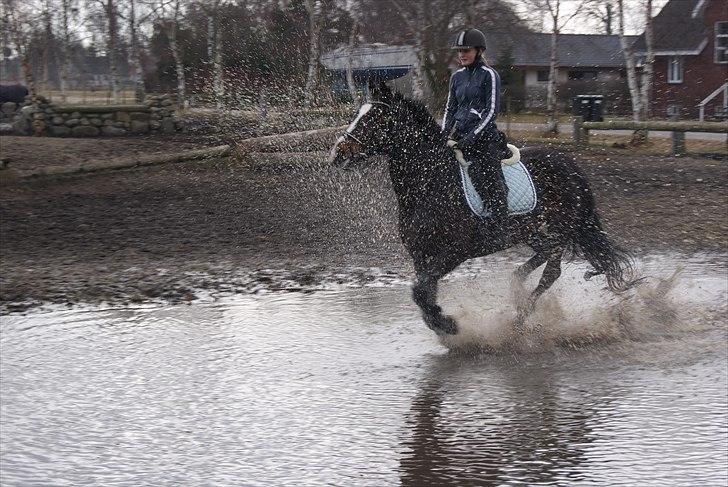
[572,117,728,156]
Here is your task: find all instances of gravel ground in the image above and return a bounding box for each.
[0,139,726,312]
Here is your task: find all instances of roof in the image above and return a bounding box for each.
[321,34,634,72]
[320,43,417,71]
[633,0,709,55]
[489,33,634,68]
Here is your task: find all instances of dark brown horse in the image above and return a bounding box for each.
[330,80,636,335]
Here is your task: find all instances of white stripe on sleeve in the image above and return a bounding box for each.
[474,65,497,135]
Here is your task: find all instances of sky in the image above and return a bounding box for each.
[504,0,670,35]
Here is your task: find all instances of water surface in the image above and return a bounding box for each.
[1,258,727,485]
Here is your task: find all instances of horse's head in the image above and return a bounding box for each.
[329,80,398,169]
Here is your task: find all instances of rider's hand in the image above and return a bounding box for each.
[446,139,458,149]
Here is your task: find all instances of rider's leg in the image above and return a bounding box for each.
[465,143,509,222]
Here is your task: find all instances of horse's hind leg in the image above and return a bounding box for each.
[514,252,548,282]
[413,272,458,335]
[516,250,563,324]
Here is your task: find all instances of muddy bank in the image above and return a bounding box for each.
[0,146,726,312]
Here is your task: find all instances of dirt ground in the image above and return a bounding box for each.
[0,134,726,313]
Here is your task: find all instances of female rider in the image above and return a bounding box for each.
[442,28,510,225]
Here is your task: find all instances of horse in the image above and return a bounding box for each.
[329,79,636,336]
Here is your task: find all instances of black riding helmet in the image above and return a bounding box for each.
[451,28,487,50]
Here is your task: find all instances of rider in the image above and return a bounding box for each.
[442,28,510,224]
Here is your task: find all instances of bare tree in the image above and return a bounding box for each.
[617,0,654,143]
[194,0,224,108]
[584,0,614,34]
[389,0,429,100]
[638,0,653,121]
[2,0,40,97]
[345,0,361,105]
[57,0,77,102]
[533,0,590,134]
[148,0,187,106]
[125,0,146,101]
[303,0,322,107]
[89,0,121,102]
[41,0,54,91]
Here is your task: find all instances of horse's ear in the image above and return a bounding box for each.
[368,78,392,102]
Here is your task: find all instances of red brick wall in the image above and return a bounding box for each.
[650,0,728,119]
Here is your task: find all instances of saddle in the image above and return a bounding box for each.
[450,143,537,218]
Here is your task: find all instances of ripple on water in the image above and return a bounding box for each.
[1,257,726,486]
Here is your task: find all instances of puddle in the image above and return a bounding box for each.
[1,255,726,485]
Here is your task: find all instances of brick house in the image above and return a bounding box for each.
[634,0,728,120]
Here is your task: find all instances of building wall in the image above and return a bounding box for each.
[651,0,728,119]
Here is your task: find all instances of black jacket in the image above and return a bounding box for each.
[441,60,501,148]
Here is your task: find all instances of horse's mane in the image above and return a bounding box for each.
[391,92,445,139]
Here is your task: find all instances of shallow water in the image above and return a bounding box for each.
[1,257,727,486]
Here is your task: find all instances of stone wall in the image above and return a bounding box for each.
[11,94,183,137]
[1,101,21,124]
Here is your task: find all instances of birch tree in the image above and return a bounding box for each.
[57,0,76,102]
[126,0,146,101]
[532,0,589,134]
[303,0,322,108]
[617,0,654,143]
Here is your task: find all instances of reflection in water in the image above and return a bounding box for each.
[400,354,600,485]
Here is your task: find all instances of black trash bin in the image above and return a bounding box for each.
[572,94,604,122]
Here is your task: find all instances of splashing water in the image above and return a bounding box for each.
[437,259,725,354]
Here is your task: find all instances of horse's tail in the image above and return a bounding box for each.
[574,210,638,293]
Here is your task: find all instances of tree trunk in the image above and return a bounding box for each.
[617,0,642,121]
[58,0,71,102]
[106,0,120,103]
[129,0,145,102]
[165,21,186,106]
[345,18,360,105]
[41,0,53,93]
[303,0,321,108]
[213,37,224,109]
[639,0,654,121]
[544,22,559,134]
[213,18,224,109]
[409,29,427,100]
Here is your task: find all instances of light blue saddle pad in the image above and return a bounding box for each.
[458,159,537,218]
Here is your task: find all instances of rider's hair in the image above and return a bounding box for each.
[477,48,487,63]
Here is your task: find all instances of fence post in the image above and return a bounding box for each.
[573,116,584,146]
[672,131,686,156]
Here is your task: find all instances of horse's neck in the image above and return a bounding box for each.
[387,136,459,211]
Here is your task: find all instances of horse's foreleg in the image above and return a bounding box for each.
[516,250,563,324]
[413,273,458,335]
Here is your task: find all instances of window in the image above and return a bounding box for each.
[537,70,549,82]
[716,22,728,64]
[666,104,682,119]
[568,70,598,81]
[667,56,683,83]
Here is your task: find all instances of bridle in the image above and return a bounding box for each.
[340,100,393,149]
